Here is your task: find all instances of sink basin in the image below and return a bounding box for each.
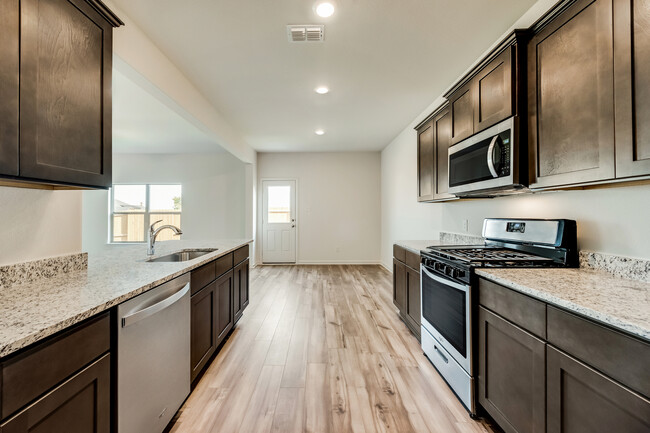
[147,248,217,263]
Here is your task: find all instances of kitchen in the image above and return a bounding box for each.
[0,0,648,432]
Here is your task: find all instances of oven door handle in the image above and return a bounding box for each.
[421,265,470,293]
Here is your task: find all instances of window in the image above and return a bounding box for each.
[267,185,291,223]
[111,184,182,243]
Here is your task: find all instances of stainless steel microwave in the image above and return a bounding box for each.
[448,116,527,196]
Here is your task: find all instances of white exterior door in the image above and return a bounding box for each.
[262,180,296,263]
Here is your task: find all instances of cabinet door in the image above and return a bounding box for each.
[0,0,19,176]
[215,270,234,346]
[613,0,650,178]
[405,266,421,334]
[528,0,615,188]
[240,259,249,311]
[478,307,545,433]
[190,283,217,382]
[392,259,406,314]
[19,0,113,188]
[417,120,435,201]
[233,258,250,324]
[474,47,514,132]
[433,107,454,200]
[450,81,475,144]
[547,346,650,433]
[0,354,110,433]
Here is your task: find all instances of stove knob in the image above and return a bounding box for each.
[457,270,466,279]
[452,269,459,278]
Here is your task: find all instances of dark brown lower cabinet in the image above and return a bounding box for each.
[215,271,234,346]
[393,258,407,313]
[0,354,110,433]
[478,307,546,433]
[546,346,650,433]
[405,266,420,337]
[392,245,421,339]
[190,282,217,382]
[233,258,249,324]
[190,248,250,383]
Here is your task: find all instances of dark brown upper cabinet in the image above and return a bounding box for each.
[446,31,528,146]
[449,80,475,145]
[0,0,122,189]
[475,48,514,131]
[417,119,435,201]
[432,106,454,200]
[415,103,455,202]
[0,0,19,177]
[528,0,616,189]
[613,0,650,178]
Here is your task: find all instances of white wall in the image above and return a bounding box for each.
[104,0,256,164]
[257,152,381,264]
[82,152,248,253]
[0,188,82,265]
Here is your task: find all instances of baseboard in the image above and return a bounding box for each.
[380,262,392,274]
[296,260,382,265]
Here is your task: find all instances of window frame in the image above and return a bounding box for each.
[110,183,182,244]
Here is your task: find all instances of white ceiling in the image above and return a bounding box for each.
[112,69,223,154]
[111,0,537,153]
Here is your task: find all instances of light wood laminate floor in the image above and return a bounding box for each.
[170,265,496,433]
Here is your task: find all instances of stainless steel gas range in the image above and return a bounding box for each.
[419,218,578,416]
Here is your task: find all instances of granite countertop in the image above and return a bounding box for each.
[476,268,650,342]
[0,239,252,358]
[394,240,442,254]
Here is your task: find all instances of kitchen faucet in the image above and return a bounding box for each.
[148,220,183,256]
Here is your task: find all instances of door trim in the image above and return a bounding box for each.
[260,178,298,264]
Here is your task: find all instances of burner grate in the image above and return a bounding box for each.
[426,247,555,265]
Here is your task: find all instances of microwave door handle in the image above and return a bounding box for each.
[487,136,499,178]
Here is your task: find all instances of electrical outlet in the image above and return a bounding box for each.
[462,219,469,232]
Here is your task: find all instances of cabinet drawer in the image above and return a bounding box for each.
[215,253,233,279]
[1,312,110,419]
[404,249,420,270]
[478,278,546,338]
[191,260,216,295]
[233,244,249,266]
[393,244,406,263]
[547,306,650,397]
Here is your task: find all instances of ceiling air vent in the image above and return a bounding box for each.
[287,25,324,42]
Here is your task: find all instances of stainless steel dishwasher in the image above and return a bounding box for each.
[117,273,191,433]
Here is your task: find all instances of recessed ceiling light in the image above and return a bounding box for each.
[315,2,335,18]
[315,129,325,135]
[315,86,329,94]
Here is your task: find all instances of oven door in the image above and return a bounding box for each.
[420,264,472,374]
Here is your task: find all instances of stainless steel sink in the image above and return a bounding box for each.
[146,248,217,263]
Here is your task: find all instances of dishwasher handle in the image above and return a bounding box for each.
[121,282,190,328]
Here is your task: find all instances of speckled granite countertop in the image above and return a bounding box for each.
[394,240,442,254]
[476,268,650,342]
[0,239,252,358]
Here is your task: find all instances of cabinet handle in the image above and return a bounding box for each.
[434,345,449,364]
